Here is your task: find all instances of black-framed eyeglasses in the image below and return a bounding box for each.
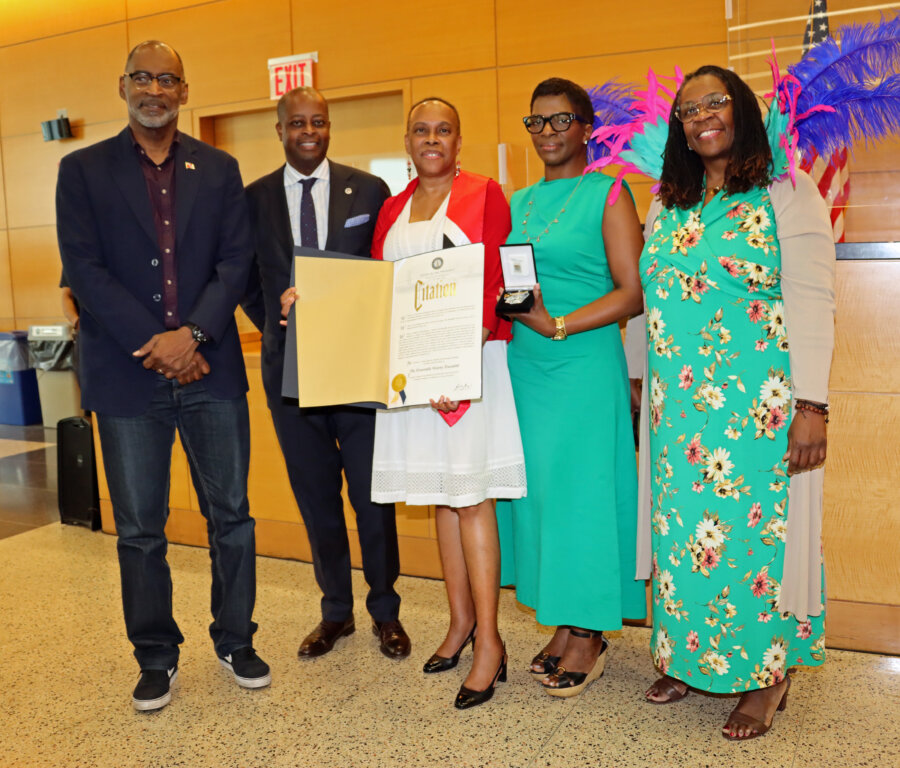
[675,92,732,123]
[522,112,588,134]
[125,71,184,90]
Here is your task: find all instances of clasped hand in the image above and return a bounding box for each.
[133,327,209,385]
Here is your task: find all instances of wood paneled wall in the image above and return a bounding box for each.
[2,1,897,652]
[0,0,729,330]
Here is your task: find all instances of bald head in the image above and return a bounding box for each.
[125,40,184,78]
[277,87,327,123]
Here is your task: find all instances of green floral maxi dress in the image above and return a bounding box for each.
[641,186,825,694]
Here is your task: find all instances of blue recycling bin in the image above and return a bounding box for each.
[0,331,42,425]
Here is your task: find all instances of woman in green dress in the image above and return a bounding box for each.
[639,66,834,740]
[496,78,646,698]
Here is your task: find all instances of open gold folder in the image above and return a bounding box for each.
[286,244,485,409]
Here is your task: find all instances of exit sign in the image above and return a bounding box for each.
[268,52,318,99]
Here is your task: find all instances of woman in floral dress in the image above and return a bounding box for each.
[638,66,835,740]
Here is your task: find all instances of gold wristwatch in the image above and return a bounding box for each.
[552,315,567,341]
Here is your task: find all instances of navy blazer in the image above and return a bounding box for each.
[56,127,252,416]
[242,161,390,400]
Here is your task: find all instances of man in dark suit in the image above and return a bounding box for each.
[242,87,410,660]
[56,40,269,712]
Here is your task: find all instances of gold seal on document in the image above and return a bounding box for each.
[391,374,407,393]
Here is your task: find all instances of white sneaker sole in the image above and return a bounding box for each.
[218,657,272,689]
[133,669,177,711]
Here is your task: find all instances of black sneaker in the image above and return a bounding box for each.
[218,647,271,688]
[132,666,177,712]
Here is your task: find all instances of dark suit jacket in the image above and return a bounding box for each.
[242,160,390,399]
[56,127,253,417]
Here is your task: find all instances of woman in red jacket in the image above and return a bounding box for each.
[370,97,526,709]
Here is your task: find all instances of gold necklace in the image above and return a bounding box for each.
[704,183,723,196]
[521,174,585,243]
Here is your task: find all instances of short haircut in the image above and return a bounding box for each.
[276,87,328,123]
[407,97,461,131]
[125,40,184,76]
[530,78,594,123]
[658,65,772,209]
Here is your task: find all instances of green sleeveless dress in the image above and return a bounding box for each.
[641,185,825,693]
[496,172,646,630]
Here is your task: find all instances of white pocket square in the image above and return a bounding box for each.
[344,213,370,228]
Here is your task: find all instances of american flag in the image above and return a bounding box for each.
[798,0,850,242]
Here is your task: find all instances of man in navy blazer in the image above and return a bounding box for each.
[242,87,410,661]
[56,40,269,711]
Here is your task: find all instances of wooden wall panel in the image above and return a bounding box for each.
[0,0,125,48]
[411,70,500,181]
[843,172,900,243]
[328,92,406,170]
[2,121,123,230]
[497,43,727,189]
[7,227,65,326]
[245,355,302,524]
[822,392,900,605]
[831,261,900,394]
[127,0,291,111]
[0,24,128,137]
[496,0,725,67]
[291,0,496,89]
[0,140,6,230]
[850,135,900,173]
[0,233,14,327]
[126,0,216,17]
[212,107,285,189]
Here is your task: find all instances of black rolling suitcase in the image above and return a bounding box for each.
[57,416,100,530]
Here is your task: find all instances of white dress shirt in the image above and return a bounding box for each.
[283,158,330,250]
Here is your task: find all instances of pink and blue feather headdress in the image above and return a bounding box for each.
[586,13,900,204]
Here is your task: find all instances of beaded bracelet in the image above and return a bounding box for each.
[795,399,829,422]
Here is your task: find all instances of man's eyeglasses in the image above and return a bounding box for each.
[125,72,184,90]
[522,112,588,134]
[675,93,732,123]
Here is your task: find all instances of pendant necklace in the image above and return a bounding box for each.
[522,174,585,243]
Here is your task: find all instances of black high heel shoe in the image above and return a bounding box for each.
[423,624,476,674]
[454,645,507,710]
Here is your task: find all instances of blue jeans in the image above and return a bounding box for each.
[97,378,257,669]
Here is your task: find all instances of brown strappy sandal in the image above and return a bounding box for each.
[722,676,791,741]
[645,675,690,704]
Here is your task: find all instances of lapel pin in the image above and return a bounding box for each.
[185,161,196,170]
[344,187,352,195]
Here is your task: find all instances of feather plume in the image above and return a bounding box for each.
[583,70,678,203]
[795,76,900,159]
[791,15,900,100]
[586,81,640,163]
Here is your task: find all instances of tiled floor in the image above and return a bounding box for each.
[0,424,59,540]
[1,427,898,768]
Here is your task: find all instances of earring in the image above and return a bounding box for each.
[455,159,461,178]
[584,138,589,145]
[407,157,412,180]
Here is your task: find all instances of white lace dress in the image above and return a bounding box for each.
[370,194,527,507]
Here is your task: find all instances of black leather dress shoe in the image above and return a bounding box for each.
[297,618,355,658]
[372,620,411,659]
